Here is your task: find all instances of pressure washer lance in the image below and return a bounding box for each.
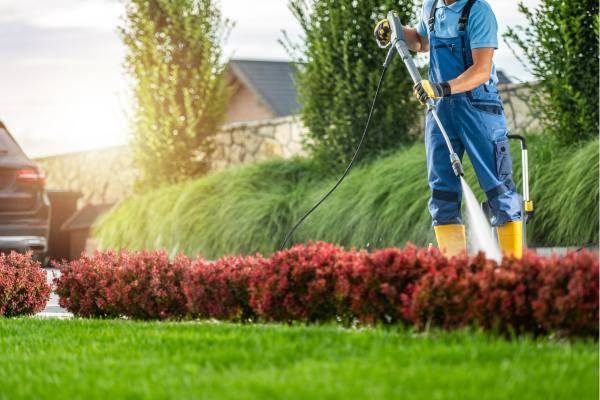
[382,11,464,178]
[279,10,463,250]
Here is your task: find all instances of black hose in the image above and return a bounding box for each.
[279,65,389,250]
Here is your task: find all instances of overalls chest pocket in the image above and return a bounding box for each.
[433,43,456,51]
[429,37,467,83]
[468,85,504,116]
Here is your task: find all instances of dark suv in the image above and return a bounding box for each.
[0,121,50,262]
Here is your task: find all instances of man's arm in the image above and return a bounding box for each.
[403,27,430,53]
[413,47,495,104]
[448,48,494,93]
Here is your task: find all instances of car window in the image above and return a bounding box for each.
[0,128,24,156]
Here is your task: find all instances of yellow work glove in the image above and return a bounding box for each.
[374,19,392,48]
[413,80,451,105]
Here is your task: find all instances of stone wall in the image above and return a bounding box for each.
[499,83,538,133]
[210,116,306,171]
[36,145,135,206]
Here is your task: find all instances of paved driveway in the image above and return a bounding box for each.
[36,268,72,318]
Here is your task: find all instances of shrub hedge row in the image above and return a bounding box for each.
[54,243,599,337]
[0,252,50,317]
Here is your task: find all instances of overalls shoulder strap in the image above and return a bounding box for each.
[428,0,477,33]
[458,0,477,69]
[458,0,477,31]
[428,0,439,32]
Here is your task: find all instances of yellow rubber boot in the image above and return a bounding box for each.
[434,224,466,257]
[497,220,523,259]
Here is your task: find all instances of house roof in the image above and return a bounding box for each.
[497,70,512,85]
[229,60,299,118]
[61,203,115,231]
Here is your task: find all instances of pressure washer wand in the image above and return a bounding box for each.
[386,11,464,177]
[429,105,464,177]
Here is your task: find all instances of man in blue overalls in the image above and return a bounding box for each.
[377,0,523,258]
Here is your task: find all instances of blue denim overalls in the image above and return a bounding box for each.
[425,0,521,226]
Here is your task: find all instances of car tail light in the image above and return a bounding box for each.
[16,168,45,186]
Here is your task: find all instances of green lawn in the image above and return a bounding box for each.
[0,319,597,400]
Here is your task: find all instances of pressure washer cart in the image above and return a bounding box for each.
[482,134,535,248]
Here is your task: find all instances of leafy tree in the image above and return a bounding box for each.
[120,0,231,189]
[284,0,421,168]
[504,0,599,144]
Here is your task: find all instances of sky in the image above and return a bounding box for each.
[0,0,539,158]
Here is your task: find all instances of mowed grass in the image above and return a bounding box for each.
[0,319,597,400]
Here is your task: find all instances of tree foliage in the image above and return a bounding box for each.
[504,0,599,144]
[120,0,231,190]
[284,0,421,168]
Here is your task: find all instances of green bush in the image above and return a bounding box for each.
[284,0,421,168]
[120,0,231,190]
[504,0,599,145]
[95,136,599,259]
[524,138,599,246]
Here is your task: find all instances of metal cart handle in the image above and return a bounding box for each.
[508,134,534,221]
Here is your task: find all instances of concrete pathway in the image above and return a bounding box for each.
[36,268,72,318]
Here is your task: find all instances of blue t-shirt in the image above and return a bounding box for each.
[416,0,499,85]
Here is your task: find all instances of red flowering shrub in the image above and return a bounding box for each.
[250,242,346,322]
[409,251,599,336]
[532,251,599,337]
[469,252,545,335]
[54,244,598,337]
[0,252,50,316]
[409,253,489,330]
[115,251,191,320]
[56,251,192,319]
[184,255,259,321]
[54,251,121,317]
[335,245,437,324]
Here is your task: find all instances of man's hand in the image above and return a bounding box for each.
[374,19,392,48]
[413,80,451,105]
